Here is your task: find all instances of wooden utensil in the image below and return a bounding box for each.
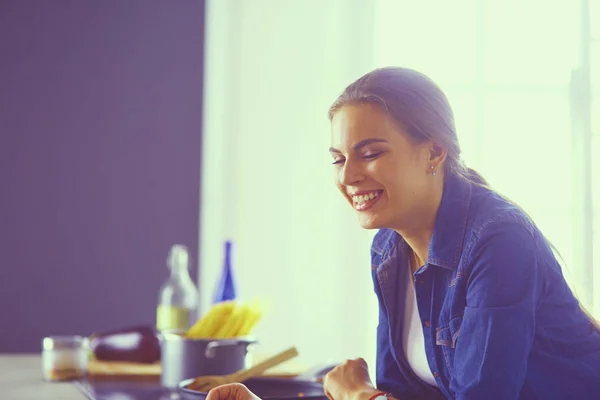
[185,346,299,392]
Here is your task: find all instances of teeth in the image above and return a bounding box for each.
[351,191,380,204]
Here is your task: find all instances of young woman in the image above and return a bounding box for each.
[207,67,600,400]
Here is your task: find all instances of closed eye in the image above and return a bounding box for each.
[363,151,383,159]
[332,151,383,165]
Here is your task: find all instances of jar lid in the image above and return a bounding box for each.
[42,335,88,351]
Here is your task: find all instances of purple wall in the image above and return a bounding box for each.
[0,0,205,352]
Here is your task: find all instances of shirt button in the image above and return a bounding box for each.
[424,320,430,327]
[433,371,439,378]
[418,279,424,284]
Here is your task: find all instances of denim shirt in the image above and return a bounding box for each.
[371,174,600,399]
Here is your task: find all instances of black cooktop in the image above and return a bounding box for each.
[74,364,333,400]
[74,380,198,400]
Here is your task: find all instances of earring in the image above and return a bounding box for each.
[430,165,437,176]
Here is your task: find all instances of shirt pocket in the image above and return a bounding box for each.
[435,314,463,374]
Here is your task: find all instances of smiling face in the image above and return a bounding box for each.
[330,103,439,231]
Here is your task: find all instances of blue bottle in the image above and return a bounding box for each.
[213,240,237,304]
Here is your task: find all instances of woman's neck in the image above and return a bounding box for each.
[403,229,433,274]
[396,184,444,272]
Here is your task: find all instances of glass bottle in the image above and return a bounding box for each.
[156,244,199,333]
[213,240,237,304]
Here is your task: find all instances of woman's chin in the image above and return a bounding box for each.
[357,214,385,230]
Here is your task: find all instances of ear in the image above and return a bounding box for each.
[429,142,447,172]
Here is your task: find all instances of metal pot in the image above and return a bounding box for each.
[160,333,257,388]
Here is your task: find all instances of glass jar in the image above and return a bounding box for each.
[42,335,89,381]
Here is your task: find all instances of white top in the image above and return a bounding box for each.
[402,261,438,387]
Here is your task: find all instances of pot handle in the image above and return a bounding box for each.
[205,339,259,359]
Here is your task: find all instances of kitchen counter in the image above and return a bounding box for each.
[1,353,330,400]
[0,354,175,400]
[0,354,85,399]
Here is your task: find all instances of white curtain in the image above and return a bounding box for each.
[199,0,599,373]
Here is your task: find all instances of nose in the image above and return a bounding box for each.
[339,159,364,186]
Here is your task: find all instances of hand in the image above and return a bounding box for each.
[205,383,262,400]
[323,358,379,400]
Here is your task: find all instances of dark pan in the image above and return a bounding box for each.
[178,376,327,400]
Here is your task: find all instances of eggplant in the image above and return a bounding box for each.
[89,325,161,364]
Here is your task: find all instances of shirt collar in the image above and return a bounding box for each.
[371,174,472,271]
[427,174,472,270]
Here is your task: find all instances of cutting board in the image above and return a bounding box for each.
[86,355,306,382]
[86,359,161,381]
